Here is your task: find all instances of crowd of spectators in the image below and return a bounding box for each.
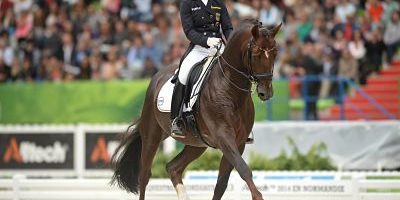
[0,0,399,86]
[278,0,400,102]
[0,0,185,82]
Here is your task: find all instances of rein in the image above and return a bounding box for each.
[218,37,276,93]
[218,57,252,92]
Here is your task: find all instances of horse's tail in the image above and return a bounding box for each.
[110,119,142,194]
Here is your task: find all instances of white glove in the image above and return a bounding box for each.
[207,37,221,48]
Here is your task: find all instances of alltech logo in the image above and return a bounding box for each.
[0,133,74,169]
[85,133,119,169]
[3,137,68,163]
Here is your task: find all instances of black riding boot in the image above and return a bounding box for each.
[171,81,187,138]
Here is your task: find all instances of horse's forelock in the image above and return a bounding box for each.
[259,28,272,38]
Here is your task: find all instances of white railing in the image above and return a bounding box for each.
[0,173,399,200]
[1,121,400,176]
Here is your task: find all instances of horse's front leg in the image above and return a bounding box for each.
[216,128,263,200]
[212,143,245,200]
[166,145,207,200]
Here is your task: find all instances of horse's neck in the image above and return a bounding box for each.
[222,34,251,89]
[215,41,252,101]
[222,29,250,76]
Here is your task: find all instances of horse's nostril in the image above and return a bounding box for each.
[259,93,265,97]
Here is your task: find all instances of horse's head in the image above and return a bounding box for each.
[247,23,281,101]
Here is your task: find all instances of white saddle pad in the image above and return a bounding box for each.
[157,56,216,112]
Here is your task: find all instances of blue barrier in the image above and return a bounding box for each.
[291,75,396,120]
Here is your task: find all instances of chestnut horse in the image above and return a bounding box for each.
[111,20,281,200]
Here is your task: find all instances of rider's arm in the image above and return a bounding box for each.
[180,0,209,48]
[220,3,233,40]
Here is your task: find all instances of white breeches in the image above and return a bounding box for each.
[178,45,224,85]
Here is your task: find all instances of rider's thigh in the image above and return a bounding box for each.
[178,46,209,85]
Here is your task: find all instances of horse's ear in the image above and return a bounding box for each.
[251,25,259,39]
[271,23,282,38]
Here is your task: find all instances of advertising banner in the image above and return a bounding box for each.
[245,121,400,170]
[85,132,119,170]
[0,133,74,170]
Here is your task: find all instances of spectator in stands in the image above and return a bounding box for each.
[89,50,103,80]
[348,31,366,73]
[332,30,347,60]
[79,57,92,80]
[358,14,373,35]
[48,56,63,82]
[322,0,336,22]
[42,23,63,61]
[343,15,358,41]
[153,17,174,56]
[338,48,358,82]
[19,57,36,82]
[101,46,122,80]
[15,10,33,42]
[62,33,76,67]
[251,0,261,19]
[384,11,400,64]
[0,0,397,86]
[142,33,162,69]
[283,10,298,39]
[13,0,33,14]
[297,13,313,41]
[102,0,121,15]
[0,32,13,68]
[9,58,20,82]
[296,42,323,120]
[280,51,303,98]
[382,0,399,23]
[330,14,344,37]
[335,0,356,23]
[98,20,114,52]
[319,52,336,98]
[259,0,281,27]
[363,30,386,84]
[0,57,9,82]
[114,20,129,45]
[366,0,385,28]
[130,0,153,22]
[127,35,145,79]
[234,0,256,19]
[309,14,325,42]
[141,57,158,78]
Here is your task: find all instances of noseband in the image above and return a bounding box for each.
[218,37,276,92]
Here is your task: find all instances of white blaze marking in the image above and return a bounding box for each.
[265,50,269,59]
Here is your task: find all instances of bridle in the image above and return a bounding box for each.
[218,36,277,92]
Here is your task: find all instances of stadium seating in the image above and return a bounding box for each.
[324,61,400,120]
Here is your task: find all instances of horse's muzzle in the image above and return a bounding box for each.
[257,84,273,101]
[257,92,272,101]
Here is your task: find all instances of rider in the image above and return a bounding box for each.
[171,0,233,138]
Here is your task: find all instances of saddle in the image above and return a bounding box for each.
[157,56,217,145]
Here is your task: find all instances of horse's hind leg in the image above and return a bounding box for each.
[138,122,163,200]
[166,146,207,200]
[212,144,245,200]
